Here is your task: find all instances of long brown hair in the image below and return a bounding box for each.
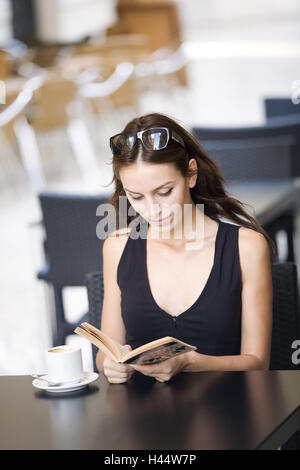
[105,112,276,262]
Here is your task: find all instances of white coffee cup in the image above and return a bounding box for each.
[46,345,83,384]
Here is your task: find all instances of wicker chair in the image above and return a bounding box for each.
[86,271,104,370]
[270,262,300,370]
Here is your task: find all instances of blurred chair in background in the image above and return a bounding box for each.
[0,75,46,193]
[109,0,187,85]
[73,60,136,159]
[52,35,150,158]
[192,122,300,180]
[264,98,300,121]
[0,71,87,192]
[0,49,12,79]
[70,34,149,113]
[105,0,190,117]
[30,44,73,69]
[135,43,191,117]
[25,71,82,184]
[193,122,300,263]
[5,70,102,188]
[1,37,153,192]
[270,262,300,371]
[263,99,300,177]
[271,262,300,450]
[1,25,192,196]
[37,192,110,346]
[86,271,104,371]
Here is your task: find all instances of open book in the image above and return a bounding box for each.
[74,322,197,365]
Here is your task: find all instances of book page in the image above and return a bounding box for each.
[74,326,117,362]
[80,323,122,359]
[76,323,131,361]
[122,340,196,365]
[108,337,133,359]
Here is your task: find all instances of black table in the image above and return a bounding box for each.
[1,371,300,450]
[226,179,300,262]
[226,179,300,226]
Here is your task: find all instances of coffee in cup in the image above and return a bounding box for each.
[46,345,83,384]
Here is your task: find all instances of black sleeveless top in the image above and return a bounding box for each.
[117,217,242,356]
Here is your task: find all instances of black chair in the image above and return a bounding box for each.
[86,270,104,371]
[273,263,300,450]
[37,192,110,346]
[270,262,300,370]
[193,123,300,263]
[192,122,300,179]
[264,98,300,121]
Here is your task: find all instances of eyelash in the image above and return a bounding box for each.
[130,188,173,201]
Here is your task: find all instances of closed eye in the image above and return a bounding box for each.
[130,188,173,201]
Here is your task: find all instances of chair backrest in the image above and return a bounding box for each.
[86,263,300,372]
[264,98,300,120]
[192,121,300,178]
[38,192,110,287]
[0,49,12,79]
[30,74,78,132]
[86,271,104,371]
[270,262,300,370]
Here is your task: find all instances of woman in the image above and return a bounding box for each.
[96,112,274,383]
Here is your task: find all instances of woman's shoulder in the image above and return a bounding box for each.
[103,226,132,259]
[238,226,269,254]
[237,226,271,277]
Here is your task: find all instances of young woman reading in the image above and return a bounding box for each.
[96,113,274,383]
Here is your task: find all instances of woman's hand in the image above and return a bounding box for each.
[103,345,135,384]
[130,353,189,382]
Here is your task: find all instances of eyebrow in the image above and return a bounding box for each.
[124,180,174,194]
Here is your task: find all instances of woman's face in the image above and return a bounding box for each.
[119,160,197,234]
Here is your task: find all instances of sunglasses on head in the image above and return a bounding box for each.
[110,126,186,156]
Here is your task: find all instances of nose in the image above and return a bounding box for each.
[131,197,161,220]
[147,200,171,221]
[147,200,161,220]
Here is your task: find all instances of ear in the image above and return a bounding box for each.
[187,158,198,188]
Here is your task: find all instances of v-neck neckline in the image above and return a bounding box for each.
[143,218,222,319]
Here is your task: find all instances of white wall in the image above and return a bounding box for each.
[0,0,12,44]
[34,0,117,43]
[176,0,300,40]
[176,0,300,23]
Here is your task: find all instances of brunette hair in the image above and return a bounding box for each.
[105,112,276,262]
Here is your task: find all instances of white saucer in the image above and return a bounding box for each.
[32,371,98,393]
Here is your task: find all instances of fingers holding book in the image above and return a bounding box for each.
[103,345,135,384]
[131,353,189,383]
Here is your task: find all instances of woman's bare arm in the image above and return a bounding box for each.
[96,229,130,373]
[238,227,273,369]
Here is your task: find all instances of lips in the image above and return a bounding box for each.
[150,215,170,223]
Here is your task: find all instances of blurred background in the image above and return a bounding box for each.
[1,0,300,375]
